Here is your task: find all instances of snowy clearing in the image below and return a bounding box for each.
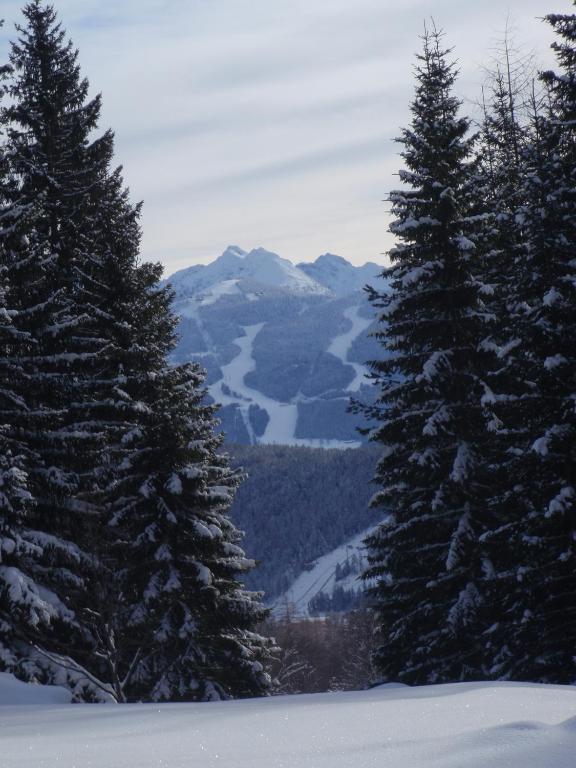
[1,678,575,768]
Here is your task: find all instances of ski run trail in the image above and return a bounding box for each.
[327,305,373,392]
[272,525,377,618]
[211,321,367,449]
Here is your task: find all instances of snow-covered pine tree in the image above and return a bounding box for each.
[360,27,497,685]
[114,361,273,703]
[97,259,274,702]
[67,169,273,702]
[481,9,576,683]
[2,1,273,701]
[470,54,539,680]
[0,18,112,700]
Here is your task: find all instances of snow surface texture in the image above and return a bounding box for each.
[166,247,386,448]
[272,526,375,617]
[1,677,575,767]
[0,673,71,705]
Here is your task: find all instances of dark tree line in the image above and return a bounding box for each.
[0,1,272,703]
[361,9,576,686]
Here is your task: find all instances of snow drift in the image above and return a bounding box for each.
[0,675,574,767]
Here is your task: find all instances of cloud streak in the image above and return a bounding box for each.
[0,0,556,271]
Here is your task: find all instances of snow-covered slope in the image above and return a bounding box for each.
[1,675,575,768]
[272,525,378,617]
[297,253,382,297]
[168,245,330,301]
[0,673,71,705]
[166,246,388,447]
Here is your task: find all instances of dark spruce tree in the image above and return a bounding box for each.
[360,28,497,685]
[109,360,273,702]
[0,19,107,699]
[81,173,273,702]
[470,56,537,680]
[1,1,272,701]
[0,0,124,700]
[482,9,576,684]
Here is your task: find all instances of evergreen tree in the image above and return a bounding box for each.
[470,53,537,681]
[1,2,272,701]
[0,0,123,699]
[112,361,273,702]
[90,202,273,700]
[0,19,110,699]
[482,8,576,683]
[360,28,497,685]
[61,131,274,703]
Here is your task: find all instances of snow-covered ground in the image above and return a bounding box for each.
[272,526,376,617]
[1,675,575,768]
[0,673,71,706]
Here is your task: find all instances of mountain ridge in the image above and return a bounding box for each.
[166,246,385,301]
[165,246,388,447]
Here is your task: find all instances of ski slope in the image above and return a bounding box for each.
[272,525,378,617]
[211,324,361,449]
[327,305,373,392]
[1,675,575,768]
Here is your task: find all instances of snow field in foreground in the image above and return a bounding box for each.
[1,678,576,768]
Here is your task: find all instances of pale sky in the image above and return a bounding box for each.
[0,1,557,274]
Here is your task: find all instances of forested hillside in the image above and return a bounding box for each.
[228,444,382,600]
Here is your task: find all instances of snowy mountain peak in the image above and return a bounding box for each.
[221,244,247,260]
[166,246,387,303]
[247,246,275,259]
[167,245,331,301]
[239,247,329,295]
[315,253,350,267]
[297,254,384,298]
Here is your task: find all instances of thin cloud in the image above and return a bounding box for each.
[165,136,388,199]
[0,0,556,270]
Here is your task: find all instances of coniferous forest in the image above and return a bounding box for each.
[361,15,576,687]
[0,0,575,716]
